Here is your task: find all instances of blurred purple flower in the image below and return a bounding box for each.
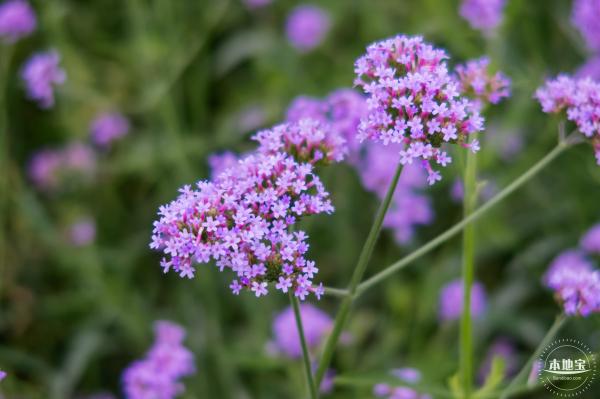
[527,360,543,386]
[577,56,600,81]
[0,370,6,381]
[285,5,330,52]
[478,339,517,383]
[28,149,62,190]
[21,50,66,109]
[459,0,506,35]
[68,217,96,247]
[535,75,600,165]
[439,278,487,322]
[62,142,96,174]
[272,303,332,358]
[543,250,600,316]
[122,321,195,399]
[90,112,130,148]
[373,383,432,399]
[455,57,511,106]
[390,367,422,384]
[207,151,239,180]
[581,223,600,254]
[0,0,35,42]
[354,35,484,185]
[571,0,600,52]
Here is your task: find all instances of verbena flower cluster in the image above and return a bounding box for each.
[28,142,96,191]
[90,112,130,149]
[151,151,332,299]
[122,321,195,399]
[354,35,485,185]
[439,278,487,322]
[535,75,600,165]
[459,0,506,35]
[285,5,330,52]
[455,57,511,107]
[252,118,347,165]
[571,0,600,52]
[543,232,600,317]
[21,50,66,109]
[0,0,36,43]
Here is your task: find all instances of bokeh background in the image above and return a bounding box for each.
[1,0,599,398]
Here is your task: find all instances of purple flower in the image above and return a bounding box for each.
[581,223,600,254]
[122,321,195,399]
[207,151,239,180]
[535,75,600,165]
[439,278,487,322]
[67,217,96,247]
[28,149,62,190]
[271,304,332,358]
[151,152,333,300]
[543,250,600,316]
[21,50,66,108]
[455,57,511,106]
[252,118,347,165]
[390,368,421,384]
[571,0,600,52]
[285,5,330,52]
[459,0,506,35]
[478,339,517,383]
[0,369,6,381]
[354,35,484,184]
[90,112,130,148]
[577,56,600,81]
[0,0,36,43]
[373,383,431,399]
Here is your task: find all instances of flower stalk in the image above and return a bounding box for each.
[290,291,319,399]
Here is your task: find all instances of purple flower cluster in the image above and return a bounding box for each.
[0,0,35,43]
[21,50,66,109]
[581,223,600,254]
[285,5,330,52]
[122,321,195,399]
[455,57,511,107]
[571,0,600,52]
[150,152,332,299]
[439,278,487,322]
[28,142,96,191]
[252,118,347,165]
[459,0,506,35]
[543,249,600,317]
[90,112,130,148]
[67,217,96,247]
[577,56,600,81]
[535,75,600,165]
[354,35,484,185]
[271,303,332,358]
[374,383,431,399]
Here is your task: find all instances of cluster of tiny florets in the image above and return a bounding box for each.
[122,321,195,399]
[439,278,487,321]
[535,75,600,164]
[455,57,511,107]
[252,118,347,165]
[354,35,484,185]
[90,112,130,149]
[151,152,331,299]
[21,50,66,109]
[0,0,36,43]
[459,0,506,35]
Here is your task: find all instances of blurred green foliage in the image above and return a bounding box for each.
[0,0,599,398]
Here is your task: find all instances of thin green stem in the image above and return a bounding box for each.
[290,291,319,399]
[356,141,571,295]
[315,163,404,385]
[500,315,567,399]
[460,144,478,398]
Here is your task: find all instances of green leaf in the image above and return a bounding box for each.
[448,372,463,399]
[473,356,506,399]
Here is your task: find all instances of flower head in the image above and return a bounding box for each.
[90,112,130,148]
[271,304,332,358]
[535,75,600,164]
[252,119,347,165]
[354,35,484,184]
[285,5,330,52]
[150,152,333,300]
[122,321,195,399]
[439,278,487,321]
[543,250,600,316]
[581,223,600,254]
[0,0,36,43]
[572,0,600,52]
[67,217,96,247]
[459,0,506,35]
[455,57,511,106]
[21,50,66,109]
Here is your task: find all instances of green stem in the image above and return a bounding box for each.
[500,315,567,399]
[460,144,478,398]
[290,291,319,399]
[355,141,571,295]
[315,163,404,385]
